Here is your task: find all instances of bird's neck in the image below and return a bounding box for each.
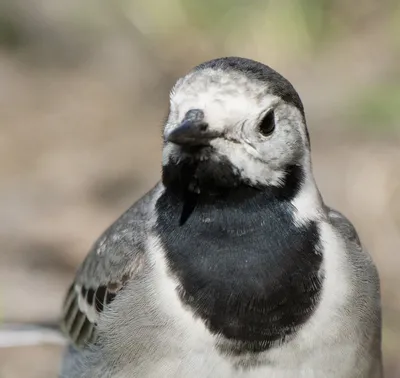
[161,156,324,227]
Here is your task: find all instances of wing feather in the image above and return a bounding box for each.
[60,184,160,348]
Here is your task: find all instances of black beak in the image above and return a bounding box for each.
[166,109,220,146]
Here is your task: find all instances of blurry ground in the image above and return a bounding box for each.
[0,1,399,377]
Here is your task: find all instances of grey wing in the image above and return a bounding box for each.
[327,205,381,284]
[327,207,383,374]
[327,206,378,272]
[327,207,362,247]
[61,183,161,348]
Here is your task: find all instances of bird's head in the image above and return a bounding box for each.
[162,57,311,198]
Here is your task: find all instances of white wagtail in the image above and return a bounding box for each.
[60,57,383,378]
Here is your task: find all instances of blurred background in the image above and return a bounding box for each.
[0,0,399,376]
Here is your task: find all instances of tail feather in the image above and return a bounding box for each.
[0,322,66,348]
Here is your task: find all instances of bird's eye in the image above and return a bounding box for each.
[258,110,275,136]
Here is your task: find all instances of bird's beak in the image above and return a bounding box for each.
[166,121,219,146]
[166,109,221,146]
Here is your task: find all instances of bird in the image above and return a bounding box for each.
[59,57,383,378]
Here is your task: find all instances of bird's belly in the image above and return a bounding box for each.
[115,352,361,378]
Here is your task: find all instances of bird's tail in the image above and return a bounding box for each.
[0,321,66,348]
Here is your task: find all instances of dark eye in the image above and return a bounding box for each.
[258,110,275,136]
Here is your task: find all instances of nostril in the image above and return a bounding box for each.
[185,109,205,122]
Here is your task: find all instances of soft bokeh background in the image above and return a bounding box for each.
[0,0,399,376]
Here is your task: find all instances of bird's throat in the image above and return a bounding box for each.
[155,184,323,354]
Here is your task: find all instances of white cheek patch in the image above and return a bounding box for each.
[242,139,262,159]
[211,139,285,187]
